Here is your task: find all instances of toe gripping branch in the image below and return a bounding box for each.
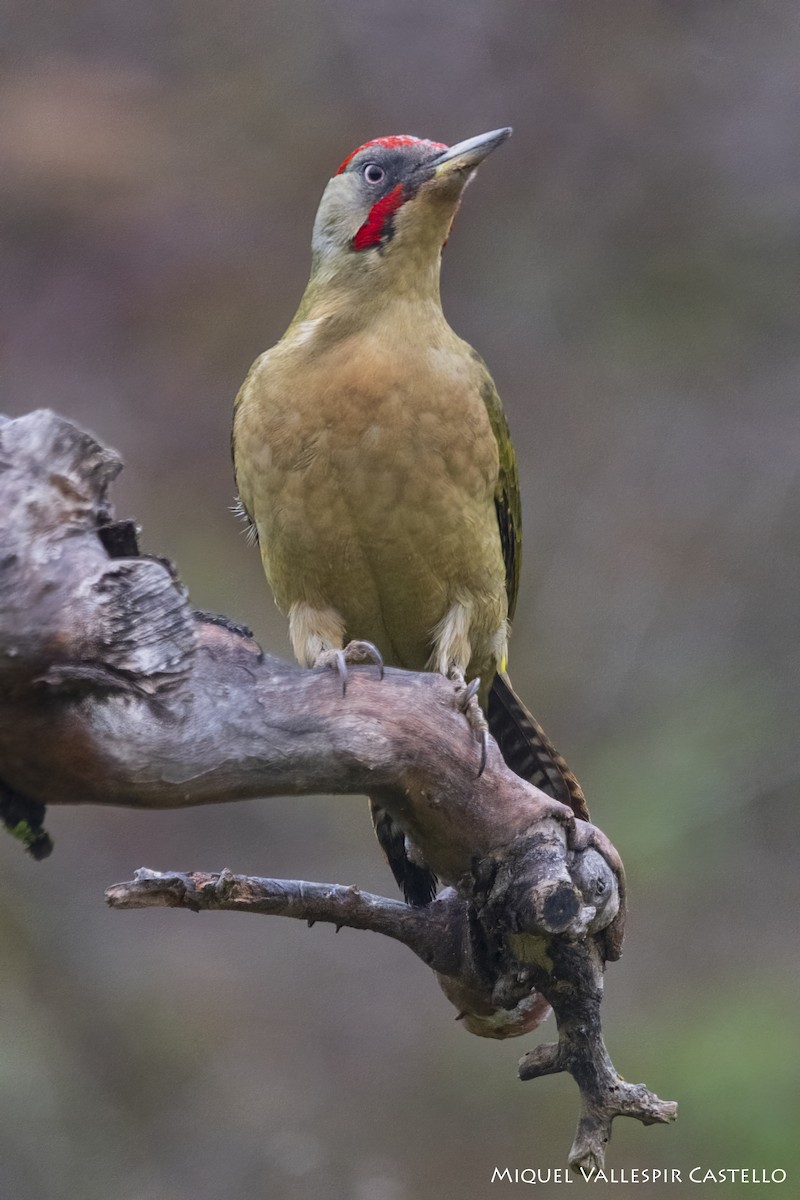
[315,640,385,695]
[452,670,490,776]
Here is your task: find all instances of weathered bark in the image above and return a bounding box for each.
[0,409,677,1170]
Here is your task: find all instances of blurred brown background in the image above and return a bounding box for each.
[1,2,798,1198]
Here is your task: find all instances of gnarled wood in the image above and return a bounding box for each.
[0,409,676,1170]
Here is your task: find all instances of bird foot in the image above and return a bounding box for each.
[450,669,490,777]
[314,640,384,695]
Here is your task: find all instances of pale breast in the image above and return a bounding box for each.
[234,327,507,670]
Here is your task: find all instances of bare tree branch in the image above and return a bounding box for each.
[106,869,466,974]
[0,409,677,1170]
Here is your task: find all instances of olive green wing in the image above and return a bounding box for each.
[475,354,591,822]
[477,366,522,622]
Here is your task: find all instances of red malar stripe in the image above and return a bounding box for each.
[353,182,405,250]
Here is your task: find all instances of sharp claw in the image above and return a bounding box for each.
[358,640,385,680]
[335,649,348,695]
[464,677,480,706]
[477,729,489,778]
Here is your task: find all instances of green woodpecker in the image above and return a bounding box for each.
[233,128,588,905]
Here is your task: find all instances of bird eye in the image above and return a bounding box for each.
[363,163,385,185]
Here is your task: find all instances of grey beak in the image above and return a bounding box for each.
[431,127,513,171]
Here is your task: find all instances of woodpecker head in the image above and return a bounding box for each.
[309,128,512,285]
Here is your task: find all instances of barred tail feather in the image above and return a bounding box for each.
[487,673,589,821]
